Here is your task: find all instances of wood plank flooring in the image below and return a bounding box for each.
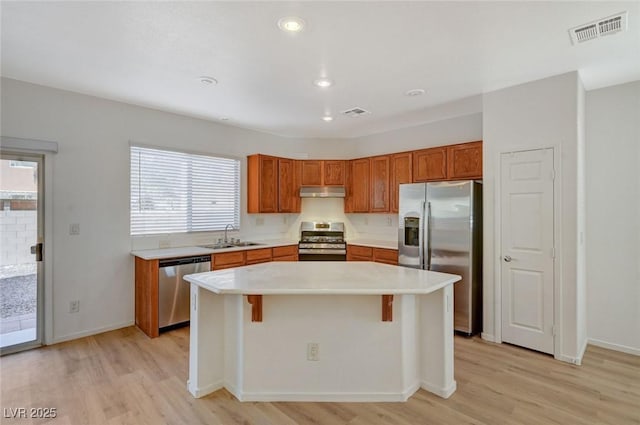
[1,327,638,424]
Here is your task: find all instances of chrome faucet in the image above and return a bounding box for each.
[224,224,237,243]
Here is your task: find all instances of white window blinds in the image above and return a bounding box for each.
[130,145,240,236]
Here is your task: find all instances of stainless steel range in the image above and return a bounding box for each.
[298,221,347,261]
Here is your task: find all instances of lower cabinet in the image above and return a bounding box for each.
[246,248,272,265]
[213,251,246,270]
[272,245,299,261]
[347,245,398,265]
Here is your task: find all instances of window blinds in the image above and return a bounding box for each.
[130,146,240,235]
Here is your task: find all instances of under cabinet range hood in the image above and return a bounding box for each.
[299,186,346,198]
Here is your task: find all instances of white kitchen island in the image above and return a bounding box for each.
[183,261,461,402]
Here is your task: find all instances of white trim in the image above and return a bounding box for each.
[481,332,497,343]
[421,380,457,399]
[575,337,588,365]
[188,379,224,399]
[50,321,134,344]
[556,354,582,365]
[1,136,58,153]
[588,338,640,357]
[234,386,422,402]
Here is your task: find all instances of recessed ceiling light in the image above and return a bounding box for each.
[314,78,333,88]
[278,17,305,33]
[322,116,333,122]
[405,88,425,97]
[199,76,218,85]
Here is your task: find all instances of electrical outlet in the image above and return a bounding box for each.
[307,343,319,361]
[69,223,80,235]
[69,300,80,313]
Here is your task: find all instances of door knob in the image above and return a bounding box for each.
[503,255,512,262]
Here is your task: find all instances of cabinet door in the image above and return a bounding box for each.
[213,251,246,270]
[447,141,483,180]
[344,160,353,213]
[247,154,278,213]
[412,147,447,182]
[370,155,390,213]
[351,159,370,212]
[373,248,398,265]
[246,248,273,265]
[301,160,323,186]
[324,160,345,185]
[278,158,296,212]
[390,152,412,213]
[347,245,373,261]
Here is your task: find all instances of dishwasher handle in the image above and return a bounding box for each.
[159,255,211,268]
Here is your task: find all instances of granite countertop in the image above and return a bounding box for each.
[184,261,460,295]
[131,239,299,260]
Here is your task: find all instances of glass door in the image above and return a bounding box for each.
[0,152,43,354]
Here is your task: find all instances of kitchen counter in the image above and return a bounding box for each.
[131,239,298,260]
[347,239,398,250]
[185,261,460,403]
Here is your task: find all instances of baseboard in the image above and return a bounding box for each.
[555,354,582,365]
[576,338,588,365]
[588,338,640,356]
[235,387,421,402]
[421,380,457,399]
[481,332,497,343]
[188,379,224,398]
[50,320,134,345]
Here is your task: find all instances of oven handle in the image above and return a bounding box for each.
[298,249,347,255]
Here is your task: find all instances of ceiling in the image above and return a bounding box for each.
[2,1,639,139]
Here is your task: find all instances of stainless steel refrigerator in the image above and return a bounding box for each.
[398,181,482,335]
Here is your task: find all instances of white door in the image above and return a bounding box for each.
[500,148,554,354]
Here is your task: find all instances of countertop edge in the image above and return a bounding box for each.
[347,239,398,250]
[131,239,299,260]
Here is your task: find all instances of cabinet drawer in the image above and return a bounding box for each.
[272,254,298,261]
[273,245,298,258]
[246,248,272,264]
[373,248,398,265]
[348,245,373,258]
[348,254,372,262]
[213,251,246,269]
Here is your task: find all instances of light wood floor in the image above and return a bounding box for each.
[1,326,638,425]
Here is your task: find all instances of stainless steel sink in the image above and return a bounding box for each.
[232,242,261,247]
[199,242,262,249]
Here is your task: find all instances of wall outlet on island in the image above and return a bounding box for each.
[307,343,319,361]
[69,300,80,314]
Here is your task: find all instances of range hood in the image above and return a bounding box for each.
[299,186,346,198]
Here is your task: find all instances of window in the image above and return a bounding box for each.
[130,145,240,236]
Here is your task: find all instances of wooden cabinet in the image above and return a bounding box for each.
[272,244,298,261]
[247,154,278,213]
[370,155,390,213]
[350,159,370,212]
[412,147,447,182]
[246,248,272,265]
[278,158,300,213]
[213,251,246,270]
[248,154,300,213]
[301,160,346,186]
[347,245,398,265]
[447,141,482,180]
[390,152,413,213]
[373,248,398,265]
[347,244,373,261]
[323,160,346,185]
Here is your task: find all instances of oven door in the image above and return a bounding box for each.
[298,247,347,261]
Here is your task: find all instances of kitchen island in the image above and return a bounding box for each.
[184,261,461,402]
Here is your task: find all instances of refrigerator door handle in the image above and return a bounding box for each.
[419,201,426,269]
[426,201,432,270]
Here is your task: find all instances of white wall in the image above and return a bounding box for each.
[585,81,640,355]
[0,78,353,343]
[482,72,585,363]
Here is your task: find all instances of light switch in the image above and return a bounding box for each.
[69,223,80,235]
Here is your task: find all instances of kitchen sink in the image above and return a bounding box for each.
[232,242,262,247]
[199,242,262,249]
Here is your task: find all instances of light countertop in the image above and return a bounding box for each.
[131,239,298,260]
[184,261,460,295]
[347,239,398,250]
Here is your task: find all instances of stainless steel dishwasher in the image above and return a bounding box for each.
[158,255,211,331]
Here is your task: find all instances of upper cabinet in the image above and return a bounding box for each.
[247,154,300,213]
[412,147,447,182]
[350,159,370,213]
[447,141,483,180]
[300,160,346,186]
[370,155,390,213]
[390,152,413,213]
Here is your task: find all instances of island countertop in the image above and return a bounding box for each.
[184,261,461,295]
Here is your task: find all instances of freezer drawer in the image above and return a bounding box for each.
[158,255,210,331]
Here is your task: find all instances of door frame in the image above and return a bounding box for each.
[1,136,56,353]
[493,145,563,359]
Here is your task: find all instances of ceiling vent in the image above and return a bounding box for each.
[341,107,371,117]
[569,12,627,45]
